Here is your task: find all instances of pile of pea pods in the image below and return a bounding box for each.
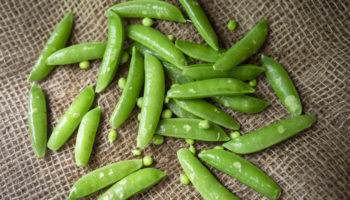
[27,0,317,199]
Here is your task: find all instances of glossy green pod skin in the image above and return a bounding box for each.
[223,114,316,154]
[126,42,165,62]
[175,40,224,62]
[110,47,144,128]
[68,159,143,200]
[177,148,239,200]
[137,54,165,149]
[166,99,199,119]
[46,42,106,65]
[199,149,281,200]
[174,99,240,130]
[27,83,47,158]
[212,95,270,114]
[75,107,101,167]
[47,86,95,151]
[261,55,302,116]
[96,11,124,93]
[179,0,219,51]
[108,0,186,23]
[155,118,230,141]
[213,19,268,71]
[163,62,192,84]
[126,24,187,68]
[28,12,73,81]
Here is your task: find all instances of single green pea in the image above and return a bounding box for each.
[189,145,196,154]
[118,77,126,89]
[120,51,130,65]
[230,131,240,139]
[161,109,172,119]
[137,97,143,108]
[185,138,195,145]
[214,146,224,150]
[167,34,175,42]
[180,174,190,185]
[142,17,155,26]
[137,113,142,121]
[152,135,164,145]
[249,79,257,87]
[143,156,153,166]
[79,61,90,69]
[227,19,237,31]
[132,149,142,156]
[108,130,117,144]
[198,120,210,129]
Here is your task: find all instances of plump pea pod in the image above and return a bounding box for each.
[175,40,225,62]
[126,42,165,62]
[212,95,270,114]
[126,24,187,68]
[137,54,165,149]
[96,11,124,93]
[110,47,144,128]
[213,19,268,71]
[166,100,199,119]
[108,0,186,23]
[47,86,95,151]
[223,114,316,154]
[98,168,166,200]
[167,78,255,99]
[27,83,47,158]
[177,148,239,200]
[163,62,192,84]
[75,107,101,167]
[261,55,302,116]
[46,42,106,65]
[179,0,219,51]
[28,12,73,81]
[68,159,143,200]
[199,149,281,200]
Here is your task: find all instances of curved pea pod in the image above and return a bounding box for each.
[261,55,302,116]
[47,86,95,151]
[166,100,199,119]
[110,47,144,128]
[126,42,165,62]
[27,83,47,158]
[28,12,73,81]
[199,149,281,200]
[167,78,255,99]
[68,159,143,200]
[213,18,268,71]
[174,99,240,130]
[212,95,270,114]
[126,24,187,68]
[163,62,192,84]
[177,148,239,200]
[175,40,225,62]
[223,114,316,154]
[96,11,124,93]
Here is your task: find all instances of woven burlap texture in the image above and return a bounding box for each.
[1,0,349,199]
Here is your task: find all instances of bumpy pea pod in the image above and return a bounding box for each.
[175,40,225,62]
[261,55,302,116]
[166,99,199,119]
[27,83,47,158]
[68,159,143,200]
[223,114,316,154]
[28,12,73,81]
[126,42,165,62]
[213,19,268,71]
[47,86,94,151]
[163,62,192,84]
[212,95,270,114]
[177,148,239,200]
[95,11,124,93]
[199,149,281,200]
[110,47,144,128]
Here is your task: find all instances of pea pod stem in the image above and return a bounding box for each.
[175,40,224,62]
[212,95,270,114]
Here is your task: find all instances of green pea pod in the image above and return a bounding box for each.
[163,62,192,84]
[223,114,316,154]
[199,149,281,200]
[212,95,270,114]
[166,100,199,119]
[75,107,101,167]
[46,42,106,65]
[137,54,165,149]
[213,19,268,71]
[126,42,165,62]
[179,0,219,51]
[27,83,47,158]
[175,40,225,62]
[177,148,239,200]
[167,78,255,99]
[68,159,143,200]
[96,11,124,93]
[28,12,73,81]
[261,55,302,116]
[108,0,186,23]
[174,99,240,130]
[47,86,95,151]
[110,47,144,128]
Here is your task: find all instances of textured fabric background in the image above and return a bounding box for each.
[0,0,349,199]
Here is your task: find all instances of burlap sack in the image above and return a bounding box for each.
[1,0,349,199]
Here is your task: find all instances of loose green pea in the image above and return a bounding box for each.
[249,79,257,87]
[142,17,155,26]
[198,120,210,129]
[108,130,117,144]
[137,113,142,121]
[120,51,130,65]
[230,131,240,139]
[214,146,224,150]
[132,149,142,156]
[185,139,195,145]
[79,61,90,69]
[180,174,190,185]
[189,145,196,154]
[161,109,172,119]
[152,135,164,145]
[227,19,237,31]
[143,156,153,166]
[167,34,175,42]
[137,97,143,108]
[118,77,126,89]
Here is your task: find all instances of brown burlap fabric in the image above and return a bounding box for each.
[1,0,349,199]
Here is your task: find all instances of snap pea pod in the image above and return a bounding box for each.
[212,95,270,114]
[175,40,225,62]
[47,86,95,151]
[126,42,165,62]
[163,62,192,84]
[223,114,316,154]
[177,148,239,200]
[137,54,165,149]
[166,99,199,119]
[95,11,124,93]
[27,83,47,158]
[75,107,101,167]
[179,0,219,51]
[68,159,143,200]
[110,47,144,128]
[28,12,73,81]
[261,55,302,116]
[213,18,268,71]
[199,149,281,200]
